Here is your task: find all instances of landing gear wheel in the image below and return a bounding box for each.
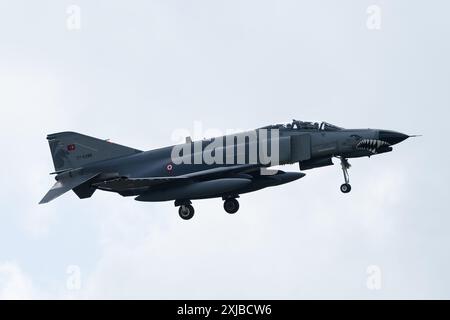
[223,198,239,214]
[340,183,351,193]
[178,204,195,220]
[338,157,352,194]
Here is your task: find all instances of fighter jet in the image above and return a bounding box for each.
[40,120,411,220]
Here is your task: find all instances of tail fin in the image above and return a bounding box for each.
[46,131,142,172]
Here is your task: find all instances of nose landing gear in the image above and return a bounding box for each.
[340,183,351,193]
[339,157,351,193]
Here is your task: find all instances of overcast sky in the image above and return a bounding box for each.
[0,0,449,299]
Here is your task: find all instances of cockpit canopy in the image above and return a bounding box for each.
[263,120,343,131]
[318,121,343,131]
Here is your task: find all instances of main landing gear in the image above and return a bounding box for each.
[339,157,352,193]
[174,197,241,220]
[175,200,195,220]
[223,197,239,214]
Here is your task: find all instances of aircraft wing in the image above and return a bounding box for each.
[93,164,260,192]
[39,173,100,204]
[170,164,260,178]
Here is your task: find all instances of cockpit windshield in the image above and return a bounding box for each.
[319,122,343,131]
[261,120,344,131]
[290,120,343,131]
[290,120,319,130]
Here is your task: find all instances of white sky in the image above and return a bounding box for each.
[0,0,449,299]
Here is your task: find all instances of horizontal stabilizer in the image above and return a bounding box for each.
[39,173,99,204]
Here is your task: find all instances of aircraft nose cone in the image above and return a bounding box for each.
[378,130,409,145]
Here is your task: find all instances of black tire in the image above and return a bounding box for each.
[224,198,239,214]
[178,204,194,220]
[340,183,351,193]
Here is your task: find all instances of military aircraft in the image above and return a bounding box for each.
[40,120,411,220]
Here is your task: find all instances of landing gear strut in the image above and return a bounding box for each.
[175,200,195,220]
[339,157,352,193]
[223,197,239,214]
